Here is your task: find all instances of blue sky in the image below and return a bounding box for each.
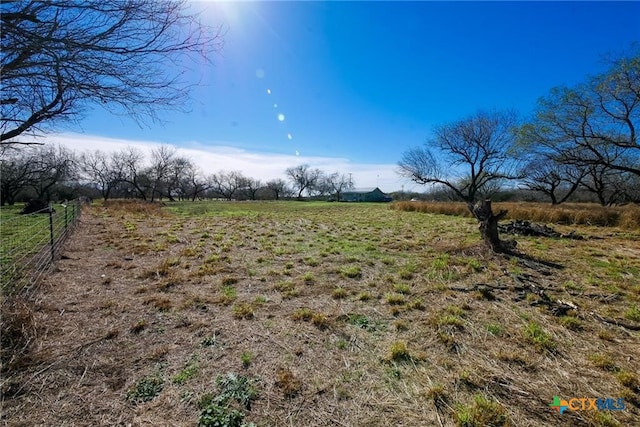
[57,1,640,191]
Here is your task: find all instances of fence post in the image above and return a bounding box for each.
[65,204,68,231]
[49,208,55,264]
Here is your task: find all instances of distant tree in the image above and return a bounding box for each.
[209,171,247,200]
[518,49,640,179]
[1,0,223,146]
[27,144,77,201]
[265,179,289,200]
[285,164,324,199]
[327,172,354,201]
[147,145,178,202]
[0,149,35,205]
[181,163,210,202]
[581,164,628,206]
[114,147,148,200]
[398,110,521,252]
[78,150,124,201]
[241,178,262,201]
[519,157,586,205]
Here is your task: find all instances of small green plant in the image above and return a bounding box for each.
[274,281,299,298]
[332,287,348,299]
[432,254,450,270]
[624,305,640,322]
[356,291,371,301]
[616,370,639,389]
[201,335,218,347]
[437,315,465,329]
[219,285,237,305]
[466,258,483,272]
[253,295,268,304]
[217,372,260,409]
[559,316,583,331]
[524,322,557,352]
[126,375,164,404]
[198,403,246,427]
[173,363,199,385]
[339,265,362,279]
[587,353,618,371]
[406,298,424,310]
[301,272,315,284]
[386,341,411,362]
[292,307,313,321]
[486,323,504,336]
[454,393,510,427]
[303,256,319,266]
[393,283,411,294]
[384,293,406,305]
[240,351,254,368]
[232,303,255,320]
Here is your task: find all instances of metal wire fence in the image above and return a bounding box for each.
[0,200,83,295]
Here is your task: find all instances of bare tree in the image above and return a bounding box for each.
[241,178,262,201]
[398,110,521,252]
[265,179,289,200]
[398,110,521,203]
[78,150,125,201]
[520,157,586,205]
[327,172,354,201]
[28,144,77,201]
[285,164,323,199]
[209,171,247,201]
[518,49,639,178]
[0,149,36,205]
[1,0,223,146]
[146,145,178,202]
[114,146,148,200]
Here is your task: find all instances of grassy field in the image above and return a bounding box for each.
[0,202,82,294]
[2,200,639,426]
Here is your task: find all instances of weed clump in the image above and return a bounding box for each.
[126,375,164,404]
[197,373,259,427]
[523,322,557,353]
[454,393,511,427]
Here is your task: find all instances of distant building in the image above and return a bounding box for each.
[340,187,393,203]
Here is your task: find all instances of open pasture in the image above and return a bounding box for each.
[2,201,639,426]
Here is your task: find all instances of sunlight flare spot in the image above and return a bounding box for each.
[278,113,285,122]
[273,103,278,108]
[255,68,265,78]
[287,133,293,140]
[266,88,271,95]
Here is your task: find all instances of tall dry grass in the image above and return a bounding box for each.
[392,201,640,229]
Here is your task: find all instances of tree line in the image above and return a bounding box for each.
[398,48,640,207]
[0,144,355,205]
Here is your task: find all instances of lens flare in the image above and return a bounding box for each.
[266,89,271,95]
[278,113,285,122]
[287,133,292,140]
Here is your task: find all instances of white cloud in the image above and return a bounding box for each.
[38,132,421,192]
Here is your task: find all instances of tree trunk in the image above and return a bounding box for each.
[468,199,515,253]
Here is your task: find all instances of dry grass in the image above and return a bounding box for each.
[393,201,640,228]
[2,200,639,426]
